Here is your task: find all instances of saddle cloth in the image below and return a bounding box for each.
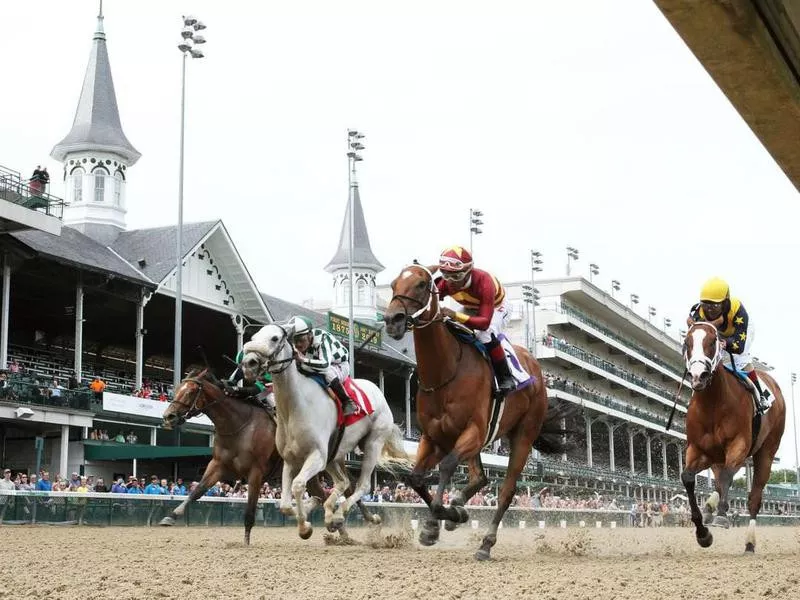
[446,321,535,392]
[310,375,374,427]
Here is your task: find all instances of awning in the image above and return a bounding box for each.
[83,441,212,461]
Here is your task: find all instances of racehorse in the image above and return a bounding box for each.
[160,369,375,544]
[383,263,571,560]
[241,323,413,540]
[681,322,785,552]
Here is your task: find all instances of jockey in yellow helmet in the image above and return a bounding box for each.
[687,277,770,412]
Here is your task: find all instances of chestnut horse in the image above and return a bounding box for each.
[682,322,785,553]
[383,264,570,560]
[161,369,375,544]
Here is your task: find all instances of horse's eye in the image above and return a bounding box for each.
[416,280,426,290]
[246,358,257,367]
[271,335,279,343]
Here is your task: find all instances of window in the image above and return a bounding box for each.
[114,173,123,206]
[93,168,108,203]
[357,280,369,305]
[72,168,84,203]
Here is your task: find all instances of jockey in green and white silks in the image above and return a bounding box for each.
[225,349,275,410]
[288,315,357,417]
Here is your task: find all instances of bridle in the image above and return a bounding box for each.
[684,323,722,377]
[389,264,442,329]
[389,263,466,393]
[241,324,295,375]
[167,372,251,437]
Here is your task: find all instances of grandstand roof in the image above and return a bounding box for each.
[325,186,384,273]
[9,226,152,286]
[113,221,218,283]
[50,12,140,165]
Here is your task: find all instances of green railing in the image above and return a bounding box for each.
[0,379,93,412]
[559,301,684,377]
[2,491,799,528]
[0,168,65,218]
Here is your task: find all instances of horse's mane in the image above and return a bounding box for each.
[185,367,223,389]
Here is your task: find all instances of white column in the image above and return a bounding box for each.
[678,443,683,474]
[662,439,668,480]
[646,435,653,477]
[74,280,83,382]
[134,292,146,389]
[231,314,244,355]
[150,427,157,446]
[561,417,567,461]
[209,433,214,447]
[585,415,594,467]
[132,458,138,478]
[0,255,10,369]
[59,425,69,479]
[378,369,385,394]
[606,421,616,471]
[629,429,635,474]
[404,370,412,439]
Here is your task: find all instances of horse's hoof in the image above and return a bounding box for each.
[280,506,295,517]
[711,516,730,529]
[444,520,459,532]
[326,522,338,533]
[702,513,713,526]
[418,533,438,547]
[454,505,469,524]
[744,542,755,554]
[299,524,313,540]
[474,549,492,561]
[370,515,382,525]
[696,529,713,548]
[159,516,175,527]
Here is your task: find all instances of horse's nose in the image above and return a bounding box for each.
[384,311,407,339]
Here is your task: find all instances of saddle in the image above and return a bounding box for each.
[308,374,374,427]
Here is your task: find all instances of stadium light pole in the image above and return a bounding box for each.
[566,246,579,276]
[530,250,543,356]
[648,305,657,323]
[792,372,798,485]
[589,263,599,283]
[347,129,365,378]
[663,317,672,331]
[469,208,483,255]
[174,15,206,393]
[629,293,640,310]
[611,279,621,299]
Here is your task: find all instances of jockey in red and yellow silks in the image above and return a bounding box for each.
[435,245,515,395]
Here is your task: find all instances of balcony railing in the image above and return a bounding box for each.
[0,165,65,219]
[0,378,93,412]
[558,301,684,377]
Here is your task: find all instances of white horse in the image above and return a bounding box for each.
[242,322,413,539]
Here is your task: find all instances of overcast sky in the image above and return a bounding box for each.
[2,0,800,467]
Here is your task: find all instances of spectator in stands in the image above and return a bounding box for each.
[0,468,14,492]
[36,471,52,491]
[114,432,125,443]
[67,372,78,390]
[110,478,127,494]
[174,478,187,495]
[93,478,108,493]
[89,377,106,399]
[9,360,20,374]
[16,473,33,491]
[75,476,89,493]
[126,431,138,444]
[68,472,81,490]
[144,476,162,494]
[127,480,143,494]
[29,166,44,195]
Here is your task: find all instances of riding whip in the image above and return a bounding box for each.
[665,367,688,431]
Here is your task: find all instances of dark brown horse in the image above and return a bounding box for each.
[383,264,569,560]
[161,369,374,544]
[681,322,785,552]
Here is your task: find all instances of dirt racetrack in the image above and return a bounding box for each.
[1,523,799,600]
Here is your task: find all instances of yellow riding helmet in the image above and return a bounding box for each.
[699,277,730,303]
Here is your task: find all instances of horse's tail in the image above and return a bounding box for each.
[377,424,416,475]
[532,401,578,456]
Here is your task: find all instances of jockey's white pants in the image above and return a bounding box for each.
[322,362,350,384]
[471,303,509,344]
[726,320,754,372]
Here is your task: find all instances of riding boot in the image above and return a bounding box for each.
[485,336,515,396]
[746,370,770,413]
[330,378,357,417]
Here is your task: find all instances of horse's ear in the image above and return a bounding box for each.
[412,259,419,265]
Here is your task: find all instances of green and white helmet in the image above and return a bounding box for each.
[288,315,314,338]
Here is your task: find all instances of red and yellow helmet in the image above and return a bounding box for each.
[439,246,473,280]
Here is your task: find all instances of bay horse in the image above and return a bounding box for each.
[383,263,570,560]
[681,322,785,552]
[241,323,413,540]
[160,369,375,544]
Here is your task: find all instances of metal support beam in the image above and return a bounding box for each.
[606,421,616,471]
[231,314,244,355]
[378,369,385,394]
[585,414,594,467]
[134,291,148,390]
[646,434,653,478]
[59,425,69,480]
[629,429,635,474]
[0,255,10,369]
[662,438,668,480]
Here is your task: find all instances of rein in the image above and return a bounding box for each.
[665,367,688,431]
[169,375,251,437]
